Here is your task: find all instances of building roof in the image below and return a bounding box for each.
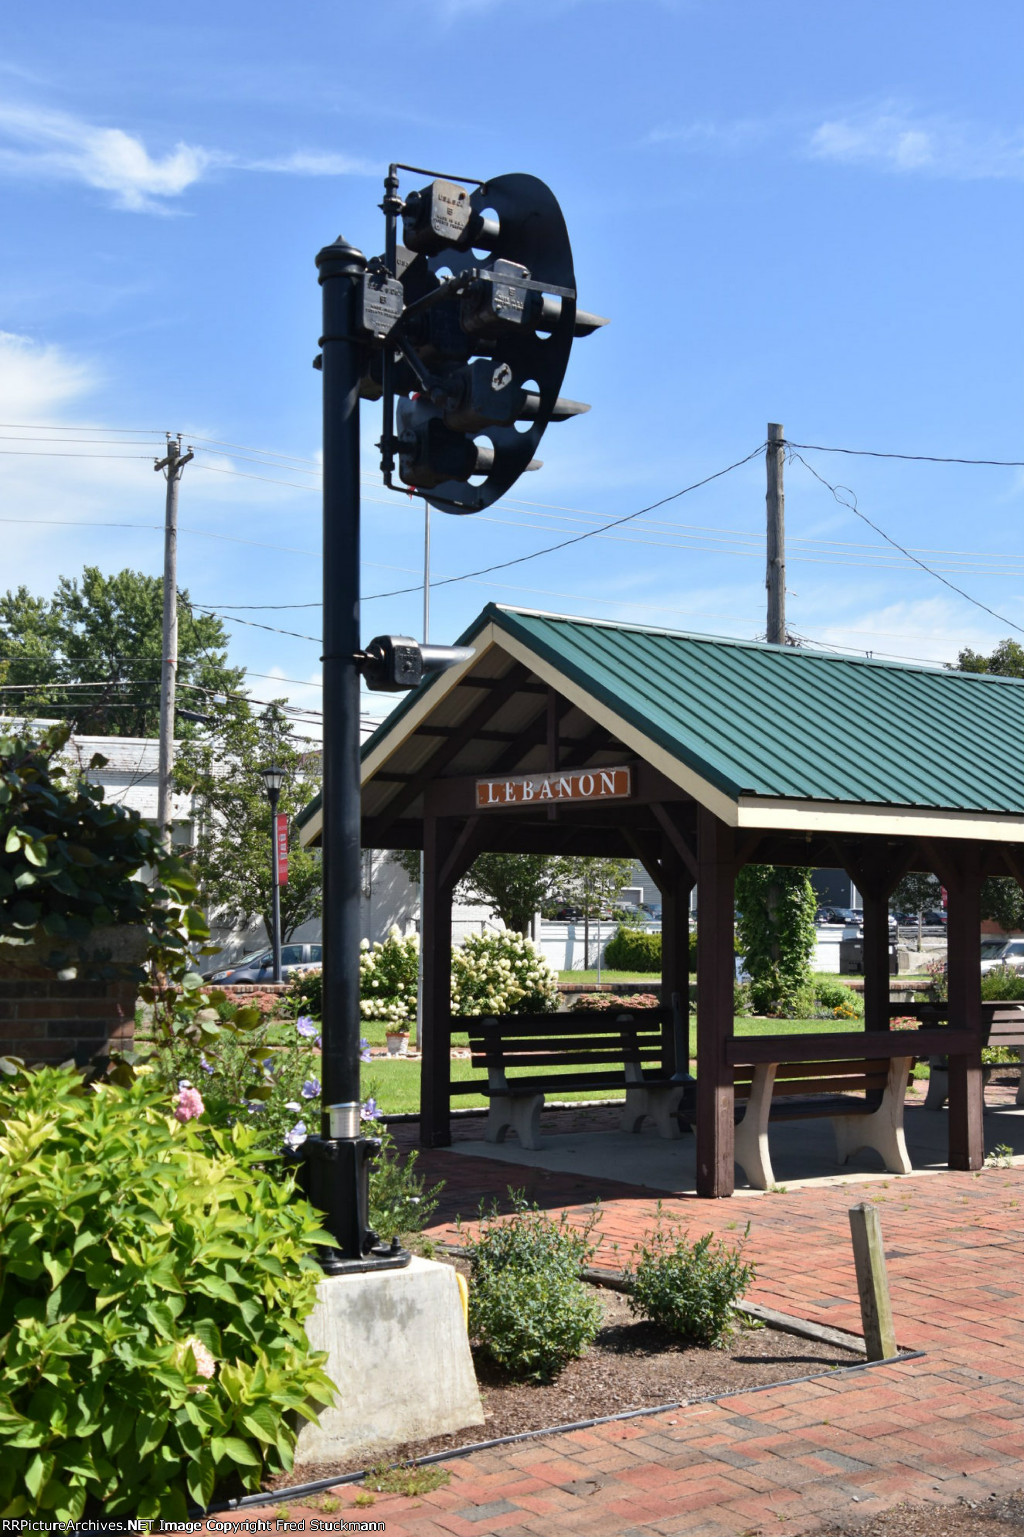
[297,604,1024,845]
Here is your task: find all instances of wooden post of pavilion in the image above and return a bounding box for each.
[420,815,456,1149]
[660,856,694,1078]
[696,807,737,1197]
[942,842,985,1170]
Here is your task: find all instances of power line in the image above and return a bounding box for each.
[362,443,768,601]
[789,450,1024,639]
[786,440,1024,469]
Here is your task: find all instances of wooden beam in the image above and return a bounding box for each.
[650,802,698,883]
[696,807,737,1197]
[439,815,485,892]
[661,850,694,1080]
[375,664,529,834]
[727,1028,976,1063]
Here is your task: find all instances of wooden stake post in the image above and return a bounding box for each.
[848,1202,897,1361]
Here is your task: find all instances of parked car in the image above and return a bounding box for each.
[640,902,663,921]
[204,942,323,984]
[980,938,1024,976]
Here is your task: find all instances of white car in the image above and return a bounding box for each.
[980,937,1024,976]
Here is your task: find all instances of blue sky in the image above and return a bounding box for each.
[2,0,1023,736]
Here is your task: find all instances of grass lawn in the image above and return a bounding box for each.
[362,1014,931,1118]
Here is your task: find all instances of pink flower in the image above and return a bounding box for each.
[174,1085,205,1123]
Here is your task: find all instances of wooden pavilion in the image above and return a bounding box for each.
[297,604,1024,1197]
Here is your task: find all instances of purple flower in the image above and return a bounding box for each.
[284,1121,308,1151]
[360,1097,378,1122]
[285,1100,301,1112]
[360,1037,372,1063]
[301,1078,321,1100]
[296,1015,318,1039]
[199,1054,215,1076]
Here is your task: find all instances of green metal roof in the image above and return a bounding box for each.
[292,604,1024,837]
[451,605,1024,815]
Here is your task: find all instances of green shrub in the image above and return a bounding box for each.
[625,1215,755,1347]
[286,964,323,1019]
[461,1196,602,1380]
[0,725,206,970]
[361,1109,444,1242]
[813,980,864,1019]
[0,1066,335,1521]
[981,965,1024,1001]
[604,926,662,972]
[451,931,558,1016]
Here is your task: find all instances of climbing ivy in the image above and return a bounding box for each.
[734,864,816,1017]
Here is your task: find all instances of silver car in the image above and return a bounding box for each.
[980,937,1024,976]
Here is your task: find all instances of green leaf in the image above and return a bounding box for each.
[211,1434,260,1469]
[239,1403,279,1444]
[4,827,22,854]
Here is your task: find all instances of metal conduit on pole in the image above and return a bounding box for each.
[766,422,786,646]
[414,499,430,1052]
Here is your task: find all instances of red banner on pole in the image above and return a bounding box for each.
[275,812,289,886]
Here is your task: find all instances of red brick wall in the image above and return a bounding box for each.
[0,963,137,1068]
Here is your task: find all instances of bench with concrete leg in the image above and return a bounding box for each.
[730,1055,915,1191]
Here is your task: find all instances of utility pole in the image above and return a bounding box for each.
[154,434,193,851]
[766,422,786,645]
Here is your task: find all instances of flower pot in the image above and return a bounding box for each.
[386,1030,410,1057]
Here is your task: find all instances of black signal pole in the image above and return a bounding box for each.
[306,234,408,1272]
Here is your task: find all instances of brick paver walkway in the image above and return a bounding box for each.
[188,1094,1024,1536]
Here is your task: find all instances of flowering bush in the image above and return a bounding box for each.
[359,929,419,1025]
[564,991,661,1012]
[0,1066,335,1522]
[451,931,558,1016]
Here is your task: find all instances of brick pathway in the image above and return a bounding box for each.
[189,1090,1024,1536]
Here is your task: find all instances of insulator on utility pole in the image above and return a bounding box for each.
[154,434,193,852]
[766,422,786,645]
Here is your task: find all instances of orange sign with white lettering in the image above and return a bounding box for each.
[476,765,632,809]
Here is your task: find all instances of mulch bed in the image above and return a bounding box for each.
[280,1279,863,1486]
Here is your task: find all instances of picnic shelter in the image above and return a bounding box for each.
[297,603,1024,1196]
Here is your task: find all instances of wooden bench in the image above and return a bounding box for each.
[456,1010,689,1149]
[726,1052,915,1191]
[921,1001,1024,1111]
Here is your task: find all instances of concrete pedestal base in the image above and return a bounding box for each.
[296,1256,484,1465]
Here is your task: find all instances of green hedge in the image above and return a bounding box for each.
[602,925,698,974]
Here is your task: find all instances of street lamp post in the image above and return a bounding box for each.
[260,763,287,984]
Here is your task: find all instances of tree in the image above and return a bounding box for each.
[954,639,1024,677]
[460,854,560,935]
[550,855,634,967]
[735,864,816,1016]
[0,566,244,737]
[173,702,322,943]
[890,872,940,916]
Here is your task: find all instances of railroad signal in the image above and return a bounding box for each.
[362,166,606,515]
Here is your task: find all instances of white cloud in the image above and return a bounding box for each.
[0,100,374,213]
[241,149,377,176]
[0,331,96,417]
[643,117,771,151]
[0,101,214,212]
[808,106,1024,182]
